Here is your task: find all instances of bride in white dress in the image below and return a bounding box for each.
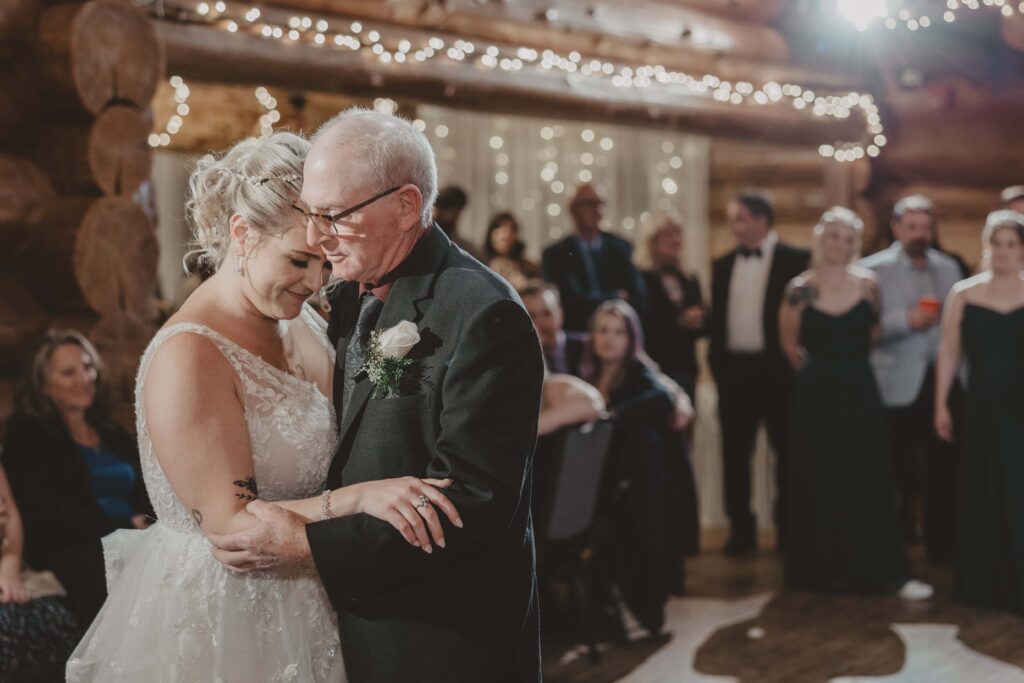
[67,132,456,682]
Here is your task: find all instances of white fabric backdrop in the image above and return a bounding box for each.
[417,104,709,268]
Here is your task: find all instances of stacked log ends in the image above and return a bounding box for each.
[27,196,158,316]
[0,0,39,61]
[90,106,153,196]
[0,275,47,375]
[90,311,154,402]
[35,105,154,195]
[0,154,55,253]
[74,197,159,316]
[37,0,164,115]
[2,0,164,426]
[0,61,41,142]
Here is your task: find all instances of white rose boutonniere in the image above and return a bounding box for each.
[376,321,420,359]
[364,321,421,397]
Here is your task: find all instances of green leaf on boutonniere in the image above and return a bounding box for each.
[363,331,414,398]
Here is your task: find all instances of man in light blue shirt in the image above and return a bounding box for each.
[858,195,964,563]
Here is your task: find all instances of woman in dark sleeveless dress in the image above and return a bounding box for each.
[779,207,931,598]
[935,209,1024,614]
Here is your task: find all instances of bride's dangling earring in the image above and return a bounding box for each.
[318,279,332,313]
[234,250,245,277]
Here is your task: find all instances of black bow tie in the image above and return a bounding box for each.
[738,247,763,258]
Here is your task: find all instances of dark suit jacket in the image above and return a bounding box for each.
[306,227,545,683]
[708,241,811,383]
[542,232,647,333]
[1,413,151,621]
[544,333,585,377]
[641,268,707,392]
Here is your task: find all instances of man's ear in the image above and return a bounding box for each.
[397,185,424,232]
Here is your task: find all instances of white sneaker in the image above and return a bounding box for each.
[898,579,934,601]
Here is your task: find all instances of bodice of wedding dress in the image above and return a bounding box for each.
[136,303,339,534]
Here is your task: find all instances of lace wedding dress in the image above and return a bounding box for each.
[67,305,346,682]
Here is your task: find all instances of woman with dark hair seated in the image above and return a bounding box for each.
[580,300,677,635]
[484,211,539,290]
[1,465,81,680]
[2,330,152,624]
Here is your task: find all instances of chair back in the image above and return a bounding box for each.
[545,420,614,542]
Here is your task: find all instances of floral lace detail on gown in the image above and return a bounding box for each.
[67,304,346,683]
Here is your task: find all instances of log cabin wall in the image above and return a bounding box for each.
[0,0,165,429]
[707,139,875,259]
[867,78,1024,271]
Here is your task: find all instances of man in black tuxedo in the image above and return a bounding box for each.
[210,110,544,682]
[541,183,647,334]
[709,190,810,555]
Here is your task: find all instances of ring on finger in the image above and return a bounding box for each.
[415,495,429,510]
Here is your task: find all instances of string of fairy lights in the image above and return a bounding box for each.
[838,0,1024,31]
[148,76,191,148]
[150,0,887,163]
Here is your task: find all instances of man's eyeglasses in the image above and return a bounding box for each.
[292,186,401,235]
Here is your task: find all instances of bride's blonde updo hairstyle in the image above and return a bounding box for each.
[186,131,311,272]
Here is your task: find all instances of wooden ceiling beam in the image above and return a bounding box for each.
[248,0,861,90]
[156,20,865,147]
[150,80,370,152]
[656,0,787,24]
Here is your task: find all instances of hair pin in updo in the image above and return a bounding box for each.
[226,169,301,186]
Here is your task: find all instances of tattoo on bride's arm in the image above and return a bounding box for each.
[233,476,259,501]
[191,509,203,528]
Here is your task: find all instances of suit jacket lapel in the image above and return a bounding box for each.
[719,251,737,313]
[334,226,450,452]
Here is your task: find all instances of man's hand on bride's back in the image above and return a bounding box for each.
[353,477,461,554]
[208,501,312,572]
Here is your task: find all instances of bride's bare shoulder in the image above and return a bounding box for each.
[144,317,237,400]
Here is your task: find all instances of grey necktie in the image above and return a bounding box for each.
[342,292,384,419]
[578,240,602,295]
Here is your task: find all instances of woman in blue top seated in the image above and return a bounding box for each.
[2,330,152,624]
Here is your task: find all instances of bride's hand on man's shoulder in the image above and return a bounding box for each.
[354,477,461,555]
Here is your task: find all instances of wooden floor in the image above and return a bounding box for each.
[542,530,1024,683]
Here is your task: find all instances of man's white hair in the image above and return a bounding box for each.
[312,108,438,227]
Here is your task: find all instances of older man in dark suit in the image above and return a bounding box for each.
[209,109,544,683]
[542,183,647,334]
[709,189,810,556]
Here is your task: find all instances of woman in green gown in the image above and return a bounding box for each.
[935,209,1024,614]
[780,207,931,599]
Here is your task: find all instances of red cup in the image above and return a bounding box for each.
[918,296,941,315]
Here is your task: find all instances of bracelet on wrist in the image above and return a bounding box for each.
[320,489,333,521]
